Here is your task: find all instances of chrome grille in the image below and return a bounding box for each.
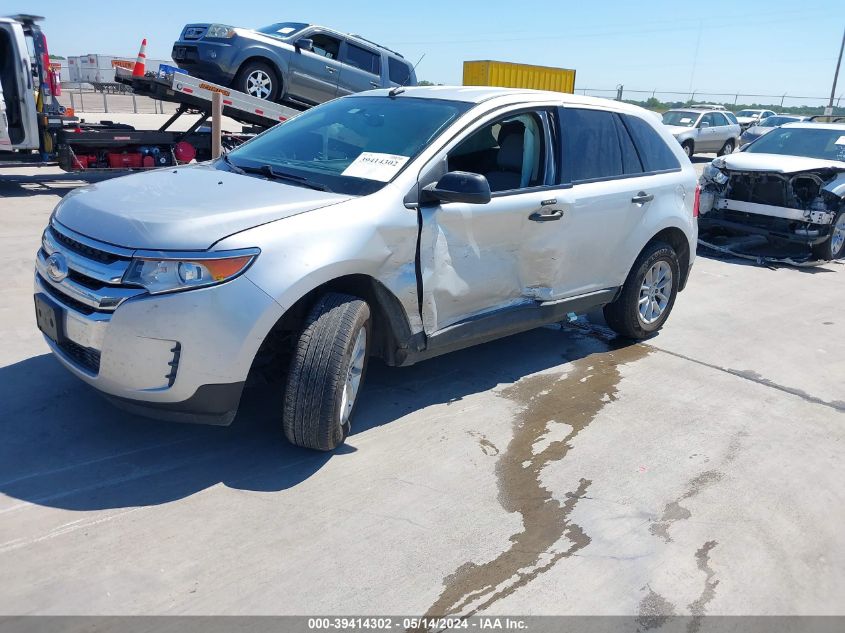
[37,222,146,313]
[183,26,207,40]
[51,229,122,264]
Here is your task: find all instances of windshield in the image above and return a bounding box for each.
[226,96,473,195]
[736,110,760,117]
[255,22,309,39]
[759,116,798,128]
[662,111,699,127]
[745,127,845,162]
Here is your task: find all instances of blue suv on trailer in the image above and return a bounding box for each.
[171,21,417,105]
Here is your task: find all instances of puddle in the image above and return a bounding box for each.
[423,343,650,617]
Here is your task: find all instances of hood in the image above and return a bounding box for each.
[53,163,352,250]
[664,125,695,136]
[742,126,770,138]
[721,152,845,174]
[736,116,758,124]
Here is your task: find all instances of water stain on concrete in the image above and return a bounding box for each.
[467,431,499,456]
[423,343,650,617]
[650,430,746,543]
[650,471,723,543]
[637,586,677,630]
[687,541,719,633]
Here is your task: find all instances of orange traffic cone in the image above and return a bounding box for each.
[132,38,147,77]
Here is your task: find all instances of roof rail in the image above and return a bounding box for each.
[347,33,404,58]
[9,14,45,25]
[807,114,845,123]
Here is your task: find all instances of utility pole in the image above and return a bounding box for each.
[827,25,845,116]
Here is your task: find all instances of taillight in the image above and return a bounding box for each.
[693,184,701,218]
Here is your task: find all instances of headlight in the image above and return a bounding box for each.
[123,248,258,294]
[702,162,729,185]
[206,24,236,38]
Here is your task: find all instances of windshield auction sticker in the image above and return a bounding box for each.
[342,152,410,181]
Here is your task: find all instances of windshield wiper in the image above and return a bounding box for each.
[219,153,245,174]
[240,164,333,192]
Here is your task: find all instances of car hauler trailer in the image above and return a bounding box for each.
[52,69,299,171]
[1,15,301,173]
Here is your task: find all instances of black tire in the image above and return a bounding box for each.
[682,141,694,158]
[717,139,735,156]
[603,241,681,340]
[283,292,371,451]
[234,60,282,102]
[812,208,845,261]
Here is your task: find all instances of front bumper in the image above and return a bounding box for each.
[35,271,284,425]
[171,40,239,85]
[699,198,834,246]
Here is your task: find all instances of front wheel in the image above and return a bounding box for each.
[603,241,681,339]
[283,293,371,451]
[234,61,281,101]
[812,209,845,261]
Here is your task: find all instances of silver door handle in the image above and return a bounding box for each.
[632,192,654,204]
[325,66,336,73]
[529,209,564,222]
[370,81,380,88]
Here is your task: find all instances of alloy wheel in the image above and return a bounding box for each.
[339,328,367,431]
[638,261,673,325]
[832,213,845,259]
[246,70,272,99]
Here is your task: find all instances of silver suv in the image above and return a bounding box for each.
[662,108,741,158]
[172,21,416,105]
[34,88,698,451]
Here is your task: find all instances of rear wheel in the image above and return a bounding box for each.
[282,293,371,451]
[234,61,281,101]
[604,241,680,339]
[682,141,694,158]
[718,139,735,156]
[812,209,845,261]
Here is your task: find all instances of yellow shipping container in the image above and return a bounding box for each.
[463,60,576,94]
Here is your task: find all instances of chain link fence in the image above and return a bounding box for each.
[53,83,844,115]
[577,87,844,112]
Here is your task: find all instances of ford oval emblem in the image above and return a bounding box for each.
[46,252,69,283]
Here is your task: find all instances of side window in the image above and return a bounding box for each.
[724,112,738,125]
[700,113,716,127]
[613,114,643,174]
[560,108,623,182]
[712,112,728,126]
[447,111,548,193]
[343,43,381,76]
[388,57,412,85]
[309,33,341,60]
[621,114,682,173]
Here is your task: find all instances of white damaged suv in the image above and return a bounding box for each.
[35,87,698,450]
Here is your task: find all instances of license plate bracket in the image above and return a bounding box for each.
[34,293,65,344]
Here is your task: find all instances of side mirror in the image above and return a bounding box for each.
[422,171,491,205]
[294,38,313,52]
[699,121,710,129]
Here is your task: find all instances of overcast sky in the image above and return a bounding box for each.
[14,0,845,107]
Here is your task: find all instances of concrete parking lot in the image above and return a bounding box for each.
[1,159,843,617]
